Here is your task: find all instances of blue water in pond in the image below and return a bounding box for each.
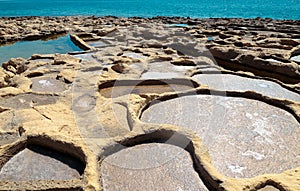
[0,35,81,64]
[0,0,299,20]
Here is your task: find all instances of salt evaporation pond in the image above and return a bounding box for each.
[141,95,300,178]
[0,35,81,64]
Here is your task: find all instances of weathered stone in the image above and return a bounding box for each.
[141,61,194,79]
[209,46,240,60]
[0,145,84,181]
[193,74,300,102]
[0,68,9,88]
[171,58,196,66]
[141,95,300,178]
[99,83,195,98]
[258,185,280,191]
[101,143,209,191]
[2,58,28,74]
[0,94,58,109]
[31,76,67,93]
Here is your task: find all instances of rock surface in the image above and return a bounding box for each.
[0,145,84,181]
[141,95,300,178]
[0,16,299,191]
[101,143,209,191]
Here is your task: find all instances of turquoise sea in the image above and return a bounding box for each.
[0,0,300,20]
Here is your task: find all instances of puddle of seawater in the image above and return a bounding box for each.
[166,24,189,27]
[141,72,184,79]
[291,55,300,62]
[0,34,82,65]
[266,58,281,63]
[88,40,107,47]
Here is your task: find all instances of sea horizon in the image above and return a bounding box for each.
[0,0,300,20]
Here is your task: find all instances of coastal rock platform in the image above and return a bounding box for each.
[0,16,300,191]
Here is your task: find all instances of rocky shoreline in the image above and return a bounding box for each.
[0,16,299,191]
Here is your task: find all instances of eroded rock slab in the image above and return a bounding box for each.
[31,76,67,93]
[141,95,300,178]
[141,61,194,79]
[0,145,84,181]
[193,74,300,102]
[101,143,208,191]
[258,185,280,191]
[0,94,58,109]
[0,132,19,146]
[99,84,194,98]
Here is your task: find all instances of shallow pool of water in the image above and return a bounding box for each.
[291,55,300,63]
[0,35,81,65]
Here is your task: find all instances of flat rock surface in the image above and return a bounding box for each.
[0,94,58,109]
[193,74,300,102]
[0,145,84,181]
[141,95,300,178]
[99,84,194,98]
[101,143,209,191]
[141,61,194,79]
[258,186,280,191]
[31,76,67,93]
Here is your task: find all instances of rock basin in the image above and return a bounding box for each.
[0,145,84,181]
[100,84,194,98]
[0,35,81,65]
[31,76,67,93]
[101,143,208,191]
[193,74,300,102]
[141,95,300,178]
[141,61,194,79]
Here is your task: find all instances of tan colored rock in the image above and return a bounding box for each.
[0,68,9,88]
[171,57,196,66]
[54,54,80,65]
[58,69,76,83]
[2,58,28,74]
[209,46,240,60]
[10,75,32,91]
